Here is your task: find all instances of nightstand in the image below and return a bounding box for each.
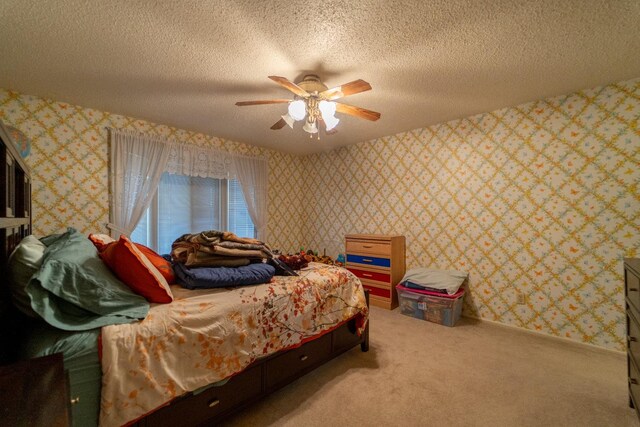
[0,353,70,427]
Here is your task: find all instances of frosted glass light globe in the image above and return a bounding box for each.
[303,120,318,134]
[281,113,295,128]
[324,115,340,131]
[288,100,306,121]
[318,100,337,118]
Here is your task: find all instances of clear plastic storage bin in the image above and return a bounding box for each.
[396,284,464,326]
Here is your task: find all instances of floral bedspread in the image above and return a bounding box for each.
[99,263,368,427]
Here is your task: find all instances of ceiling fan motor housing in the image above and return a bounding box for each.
[297,74,328,95]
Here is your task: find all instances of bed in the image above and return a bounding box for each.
[0,125,369,427]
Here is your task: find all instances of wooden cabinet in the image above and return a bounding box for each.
[0,120,31,262]
[345,234,405,309]
[0,353,71,427]
[626,258,640,420]
[0,120,31,365]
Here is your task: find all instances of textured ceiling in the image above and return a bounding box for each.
[1,0,639,155]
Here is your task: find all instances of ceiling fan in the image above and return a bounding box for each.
[235,74,381,136]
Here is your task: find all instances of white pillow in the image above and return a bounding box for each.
[8,235,45,317]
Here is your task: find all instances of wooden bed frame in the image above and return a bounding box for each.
[0,122,369,426]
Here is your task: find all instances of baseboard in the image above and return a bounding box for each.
[461,313,625,356]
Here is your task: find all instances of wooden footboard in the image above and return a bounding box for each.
[134,291,369,427]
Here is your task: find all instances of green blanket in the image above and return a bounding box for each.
[26,228,149,330]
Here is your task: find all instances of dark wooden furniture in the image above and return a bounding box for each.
[0,119,370,426]
[346,234,405,309]
[626,258,640,420]
[0,353,71,427]
[0,120,31,364]
[0,120,31,258]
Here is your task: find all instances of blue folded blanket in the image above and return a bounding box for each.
[174,262,276,289]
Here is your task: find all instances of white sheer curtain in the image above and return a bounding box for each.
[165,143,233,179]
[233,155,268,241]
[109,128,268,242]
[108,129,170,238]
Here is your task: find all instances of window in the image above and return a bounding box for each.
[131,172,255,254]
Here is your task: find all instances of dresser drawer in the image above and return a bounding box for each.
[346,240,391,256]
[145,364,262,426]
[0,354,70,427]
[347,254,391,268]
[629,309,640,365]
[265,333,331,391]
[627,268,640,313]
[362,284,391,299]
[348,268,391,283]
[630,355,640,408]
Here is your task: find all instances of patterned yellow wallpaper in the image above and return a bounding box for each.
[0,89,305,254]
[302,78,640,351]
[1,78,638,351]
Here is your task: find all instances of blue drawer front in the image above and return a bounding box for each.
[347,254,390,267]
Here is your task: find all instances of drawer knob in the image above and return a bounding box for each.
[70,397,80,405]
[630,288,639,292]
[300,355,308,361]
[631,378,639,386]
[629,336,638,343]
[362,273,373,277]
[362,259,373,262]
[208,398,220,408]
[362,245,373,248]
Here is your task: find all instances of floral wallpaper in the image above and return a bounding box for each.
[0,89,305,254]
[301,78,640,351]
[1,77,638,351]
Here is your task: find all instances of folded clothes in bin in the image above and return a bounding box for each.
[400,268,468,295]
[396,284,465,326]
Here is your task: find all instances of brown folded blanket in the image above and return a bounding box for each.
[171,230,272,268]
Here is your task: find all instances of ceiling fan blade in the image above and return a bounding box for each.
[270,118,287,130]
[268,76,309,97]
[320,79,372,101]
[235,99,290,106]
[335,103,381,121]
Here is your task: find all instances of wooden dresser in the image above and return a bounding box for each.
[626,258,640,420]
[345,234,405,309]
[0,353,71,427]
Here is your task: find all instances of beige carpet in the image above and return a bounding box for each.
[222,306,639,426]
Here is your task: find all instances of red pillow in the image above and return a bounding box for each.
[88,233,115,252]
[89,234,176,284]
[134,243,176,284]
[99,235,173,304]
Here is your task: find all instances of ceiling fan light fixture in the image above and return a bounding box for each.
[318,100,337,118]
[281,113,295,128]
[302,120,318,134]
[288,100,306,121]
[236,75,379,135]
[324,116,340,131]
